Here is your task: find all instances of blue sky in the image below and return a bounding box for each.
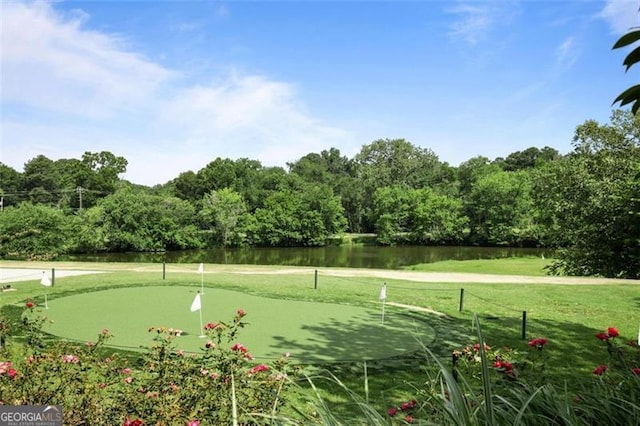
[1,0,639,186]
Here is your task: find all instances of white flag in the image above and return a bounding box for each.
[41,272,52,287]
[197,263,204,274]
[638,322,640,346]
[190,292,201,312]
[379,284,387,301]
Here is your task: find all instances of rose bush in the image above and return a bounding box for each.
[0,305,294,425]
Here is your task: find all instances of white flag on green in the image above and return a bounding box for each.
[190,292,201,312]
[197,263,204,274]
[379,283,387,301]
[41,272,52,287]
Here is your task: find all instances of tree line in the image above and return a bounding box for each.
[1,111,638,278]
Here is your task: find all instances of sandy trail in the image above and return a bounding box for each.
[1,262,638,285]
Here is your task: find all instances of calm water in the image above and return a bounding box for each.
[65,246,549,269]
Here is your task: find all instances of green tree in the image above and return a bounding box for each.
[355,138,443,231]
[0,202,72,259]
[95,187,202,252]
[467,170,536,246]
[0,163,22,208]
[371,186,411,245]
[249,180,346,246]
[407,188,469,244]
[200,188,248,247]
[288,148,361,232]
[535,111,640,278]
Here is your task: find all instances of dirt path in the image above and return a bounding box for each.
[1,261,638,285]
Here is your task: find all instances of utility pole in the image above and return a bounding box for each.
[76,186,84,210]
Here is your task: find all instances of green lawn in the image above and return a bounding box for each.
[405,256,552,276]
[43,285,433,362]
[1,259,638,413]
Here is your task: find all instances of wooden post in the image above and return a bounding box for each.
[459,288,464,312]
[521,311,527,340]
[163,261,166,280]
[51,268,55,287]
[314,269,318,289]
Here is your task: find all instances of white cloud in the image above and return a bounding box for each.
[446,0,520,46]
[447,3,493,46]
[556,36,579,69]
[600,0,640,34]
[1,1,353,185]
[1,1,173,118]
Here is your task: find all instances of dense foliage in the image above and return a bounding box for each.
[1,111,639,277]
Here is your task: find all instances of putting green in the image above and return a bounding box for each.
[44,286,434,362]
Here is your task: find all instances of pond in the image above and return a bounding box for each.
[64,245,549,269]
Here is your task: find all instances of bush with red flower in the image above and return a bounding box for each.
[0,305,294,425]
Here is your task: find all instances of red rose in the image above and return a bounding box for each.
[387,407,397,417]
[25,301,34,309]
[593,364,607,376]
[596,332,610,341]
[632,368,640,376]
[606,327,619,338]
[237,309,246,317]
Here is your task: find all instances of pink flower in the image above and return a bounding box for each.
[124,376,133,384]
[405,414,414,423]
[472,342,491,352]
[237,309,246,317]
[186,421,200,426]
[248,364,269,376]
[0,362,13,375]
[102,328,109,335]
[607,327,619,338]
[387,407,397,417]
[593,364,607,376]
[528,338,548,349]
[493,360,514,374]
[123,417,144,426]
[86,341,94,347]
[205,341,215,349]
[99,383,107,389]
[7,369,17,379]
[121,368,132,375]
[231,343,247,353]
[204,322,217,330]
[177,350,184,357]
[63,355,79,364]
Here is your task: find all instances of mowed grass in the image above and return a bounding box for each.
[1,258,639,396]
[405,256,552,276]
[43,285,432,362]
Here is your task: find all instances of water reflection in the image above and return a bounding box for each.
[64,246,549,269]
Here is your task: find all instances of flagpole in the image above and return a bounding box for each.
[198,263,205,295]
[190,291,205,338]
[41,271,51,309]
[199,305,205,338]
[380,283,387,326]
